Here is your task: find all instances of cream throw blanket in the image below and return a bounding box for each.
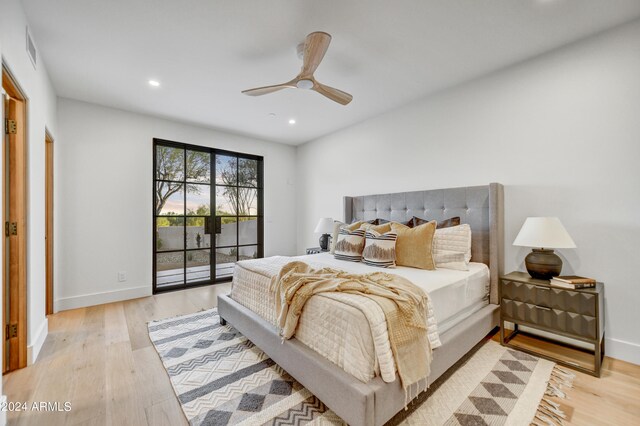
[271,261,432,392]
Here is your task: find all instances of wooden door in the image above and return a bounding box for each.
[3,69,28,372]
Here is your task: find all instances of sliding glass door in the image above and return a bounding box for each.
[153,139,263,293]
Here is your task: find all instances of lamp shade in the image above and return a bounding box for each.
[314,217,334,234]
[513,217,576,249]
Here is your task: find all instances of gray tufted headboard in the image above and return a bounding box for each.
[343,183,504,304]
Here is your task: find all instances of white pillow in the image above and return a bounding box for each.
[329,221,345,254]
[433,224,472,270]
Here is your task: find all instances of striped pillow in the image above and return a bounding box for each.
[362,230,397,268]
[334,228,366,262]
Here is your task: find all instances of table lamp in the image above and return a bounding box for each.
[314,217,334,251]
[513,217,576,279]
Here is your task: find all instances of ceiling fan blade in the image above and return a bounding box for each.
[242,81,296,96]
[300,32,332,77]
[313,82,353,105]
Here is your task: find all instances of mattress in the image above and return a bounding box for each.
[230,253,489,383]
[304,253,490,334]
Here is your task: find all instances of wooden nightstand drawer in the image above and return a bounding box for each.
[502,299,597,340]
[501,279,596,316]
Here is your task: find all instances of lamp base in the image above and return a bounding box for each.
[319,234,330,251]
[525,249,562,280]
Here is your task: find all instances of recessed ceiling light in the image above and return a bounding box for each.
[148,80,160,87]
[288,119,296,125]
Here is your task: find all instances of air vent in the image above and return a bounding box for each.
[26,27,37,69]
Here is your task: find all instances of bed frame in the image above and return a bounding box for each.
[218,183,504,426]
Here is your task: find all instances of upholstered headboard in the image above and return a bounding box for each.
[343,183,504,304]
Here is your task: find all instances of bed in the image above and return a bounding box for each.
[218,183,504,426]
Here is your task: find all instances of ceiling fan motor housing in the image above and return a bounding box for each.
[296,79,314,89]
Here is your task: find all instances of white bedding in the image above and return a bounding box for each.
[305,253,489,332]
[229,253,489,383]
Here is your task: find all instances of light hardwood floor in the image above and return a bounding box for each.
[3,285,640,426]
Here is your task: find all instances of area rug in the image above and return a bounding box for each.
[148,308,573,426]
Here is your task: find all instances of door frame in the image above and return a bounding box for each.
[45,130,54,315]
[2,65,28,372]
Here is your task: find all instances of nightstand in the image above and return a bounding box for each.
[306,247,328,255]
[499,271,604,377]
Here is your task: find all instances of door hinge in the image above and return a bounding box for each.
[5,324,18,339]
[5,119,17,134]
[5,222,17,236]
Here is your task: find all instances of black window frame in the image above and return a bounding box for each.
[152,138,264,294]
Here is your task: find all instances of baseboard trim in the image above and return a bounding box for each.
[606,337,640,366]
[26,318,48,365]
[54,285,152,312]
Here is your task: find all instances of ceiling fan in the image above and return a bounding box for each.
[242,31,353,106]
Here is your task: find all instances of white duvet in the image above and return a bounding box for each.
[230,253,489,383]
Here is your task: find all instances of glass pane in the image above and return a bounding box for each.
[215,217,237,247]
[237,188,258,215]
[156,145,184,181]
[238,217,258,245]
[156,217,184,251]
[215,247,236,279]
[239,245,258,261]
[156,182,184,215]
[156,252,184,288]
[216,186,237,215]
[186,184,210,216]
[186,250,210,283]
[216,155,237,186]
[186,217,211,249]
[238,158,258,187]
[186,150,211,183]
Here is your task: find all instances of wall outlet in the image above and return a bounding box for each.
[117,271,127,282]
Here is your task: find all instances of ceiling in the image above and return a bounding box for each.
[22,0,640,145]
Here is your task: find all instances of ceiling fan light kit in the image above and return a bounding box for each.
[242,31,353,105]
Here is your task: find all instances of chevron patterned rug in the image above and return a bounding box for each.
[149,308,573,426]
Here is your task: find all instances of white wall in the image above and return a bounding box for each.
[296,20,640,364]
[55,98,297,310]
[1,0,59,366]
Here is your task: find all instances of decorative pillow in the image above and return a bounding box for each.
[333,228,366,262]
[362,230,397,268]
[359,222,392,234]
[433,251,468,271]
[346,221,364,231]
[330,220,363,254]
[410,216,461,229]
[390,221,437,270]
[433,224,472,270]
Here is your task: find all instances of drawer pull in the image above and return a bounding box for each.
[535,305,551,311]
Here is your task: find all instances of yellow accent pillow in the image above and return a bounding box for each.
[390,221,437,270]
[345,221,363,231]
[359,222,392,234]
